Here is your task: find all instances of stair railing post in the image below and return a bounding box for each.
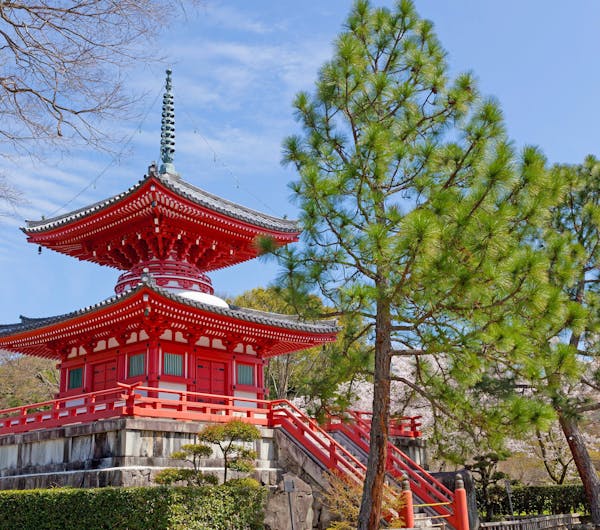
[453,474,470,530]
[400,475,414,529]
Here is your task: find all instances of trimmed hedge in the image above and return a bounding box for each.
[0,480,267,530]
[481,484,588,517]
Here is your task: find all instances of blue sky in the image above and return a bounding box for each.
[1,0,600,324]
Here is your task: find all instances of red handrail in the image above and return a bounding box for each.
[0,386,128,434]
[327,409,422,438]
[325,413,457,527]
[269,399,366,483]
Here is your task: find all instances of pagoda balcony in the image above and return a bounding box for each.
[0,384,421,439]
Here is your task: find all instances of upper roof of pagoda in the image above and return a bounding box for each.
[23,70,299,273]
[22,168,299,272]
[0,280,338,359]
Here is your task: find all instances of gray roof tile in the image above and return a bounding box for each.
[0,280,338,337]
[24,172,298,234]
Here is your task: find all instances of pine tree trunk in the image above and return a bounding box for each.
[558,411,600,525]
[561,281,600,525]
[357,298,392,530]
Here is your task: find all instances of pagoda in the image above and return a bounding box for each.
[0,70,337,409]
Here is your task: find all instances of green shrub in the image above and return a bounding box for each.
[478,484,588,518]
[169,479,267,530]
[0,482,267,530]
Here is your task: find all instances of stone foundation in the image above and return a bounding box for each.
[0,418,330,529]
[0,417,279,488]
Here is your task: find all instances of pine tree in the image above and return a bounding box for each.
[539,157,600,524]
[281,1,557,527]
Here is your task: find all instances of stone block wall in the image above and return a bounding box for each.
[0,418,279,489]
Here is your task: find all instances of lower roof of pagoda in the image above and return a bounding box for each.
[0,281,338,359]
[22,170,299,273]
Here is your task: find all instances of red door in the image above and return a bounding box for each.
[92,360,117,392]
[195,360,226,401]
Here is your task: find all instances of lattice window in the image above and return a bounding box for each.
[128,353,145,377]
[237,363,254,386]
[163,352,183,376]
[68,367,83,389]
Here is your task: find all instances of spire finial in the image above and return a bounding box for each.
[159,68,177,175]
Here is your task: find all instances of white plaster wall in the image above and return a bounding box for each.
[158,381,186,400]
[234,390,258,408]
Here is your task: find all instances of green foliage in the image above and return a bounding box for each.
[0,484,266,530]
[0,487,170,530]
[479,484,588,519]
[0,352,58,409]
[168,480,267,530]
[154,467,218,487]
[540,157,600,404]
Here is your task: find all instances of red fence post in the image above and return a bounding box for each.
[124,385,136,416]
[453,474,470,530]
[400,476,414,528]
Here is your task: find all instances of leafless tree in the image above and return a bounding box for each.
[0,1,195,155]
[0,174,21,215]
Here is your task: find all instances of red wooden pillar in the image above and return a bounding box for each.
[187,349,195,392]
[399,476,414,528]
[257,358,265,400]
[227,352,234,395]
[116,348,126,384]
[57,360,67,395]
[147,334,160,391]
[453,474,470,530]
[84,358,93,393]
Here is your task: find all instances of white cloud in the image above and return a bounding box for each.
[197,2,277,35]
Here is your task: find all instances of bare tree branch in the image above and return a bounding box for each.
[0,0,197,155]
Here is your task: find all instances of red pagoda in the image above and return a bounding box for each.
[0,70,337,409]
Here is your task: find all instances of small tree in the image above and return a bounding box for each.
[155,443,218,487]
[466,452,510,521]
[156,420,261,486]
[198,420,261,483]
